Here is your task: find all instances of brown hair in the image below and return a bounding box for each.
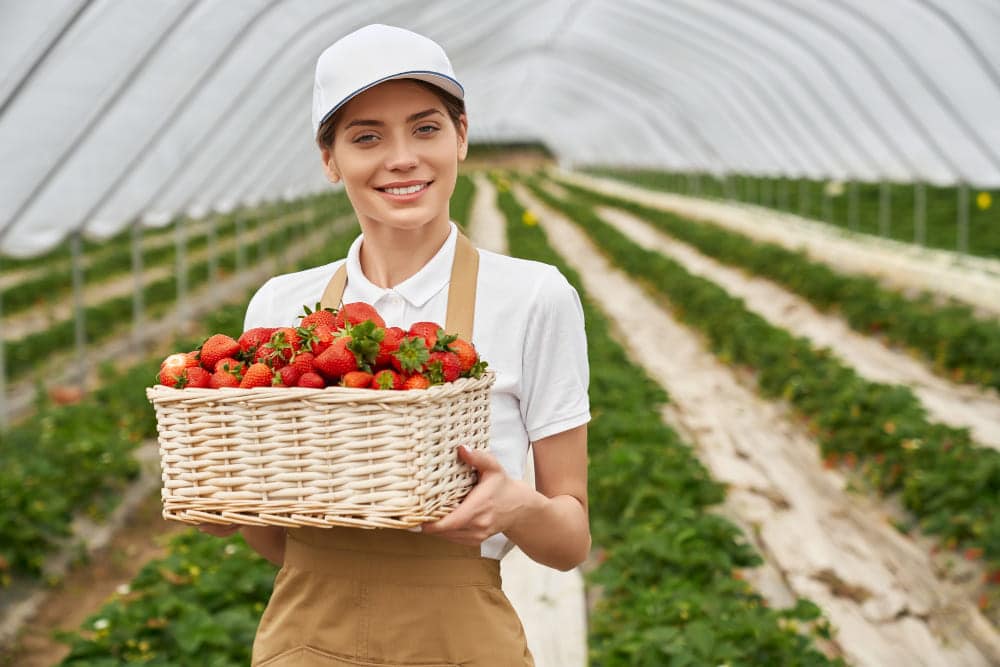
[315,79,465,149]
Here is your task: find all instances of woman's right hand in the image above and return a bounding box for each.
[195,523,241,537]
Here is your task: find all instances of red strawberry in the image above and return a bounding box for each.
[371,369,403,390]
[289,352,315,375]
[210,370,241,388]
[334,302,386,330]
[256,327,301,369]
[299,303,338,330]
[239,363,274,388]
[313,338,358,380]
[213,357,245,374]
[183,367,212,388]
[408,321,443,349]
[425,351,461,384]
[297,372,326,388]
[376,327,406,368]
[296,323,335,356]
[391,336,430,374]
[341,371,375,388]
[402,373,431,390]
[158,352,198,386]
[238,327,277,360]
[448,338,478,374]
[198,334,240,371]
[278,365,302,387]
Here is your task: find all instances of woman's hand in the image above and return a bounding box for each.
[195,523,241,538]
[421,446,533,546]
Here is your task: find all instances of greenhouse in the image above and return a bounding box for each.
[1,1,999,665]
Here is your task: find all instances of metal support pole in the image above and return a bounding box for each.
[878,181,891,237]
[0,255,7,432]
[71,231,86,387]
[958,182,969,253]
[175,218,188,329]
[131,221,144,350]
[914,183,926,245]
[208,215,218,284]
[236,214,246,272]
[849,181,860,231]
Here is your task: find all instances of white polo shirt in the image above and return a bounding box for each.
[244,222,591,559]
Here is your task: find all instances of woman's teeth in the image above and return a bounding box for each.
[382,183,428,195]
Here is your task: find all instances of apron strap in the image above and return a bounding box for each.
[319,229,479,340]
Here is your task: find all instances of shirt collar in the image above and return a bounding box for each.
[345,222,458,308]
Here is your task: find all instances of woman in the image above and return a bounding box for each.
[200,24,590,666]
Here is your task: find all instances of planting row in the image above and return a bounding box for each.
[4,192,353,384]
[550,177,1000,393]
[587,168,1000,259]
[0,216,362,582]
[525,177,1000,588]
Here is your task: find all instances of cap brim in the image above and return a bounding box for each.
[316,71,465,135]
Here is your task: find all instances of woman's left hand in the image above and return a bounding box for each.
[421,445,532,546]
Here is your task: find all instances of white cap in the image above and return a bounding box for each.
[311,24,464,138]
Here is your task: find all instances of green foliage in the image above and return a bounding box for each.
[554,177,1000,392]
[450,172,475,227]
[586,168,1000,260]
[57,531,276,666]
[526,177,1000,577]
[496,178,842,666]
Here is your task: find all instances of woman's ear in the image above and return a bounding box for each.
[320,146,341,183]
[456,114,469,162]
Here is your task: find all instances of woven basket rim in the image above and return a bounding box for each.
[146,368,495,404]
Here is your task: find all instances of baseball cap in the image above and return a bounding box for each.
[311,24,465,138]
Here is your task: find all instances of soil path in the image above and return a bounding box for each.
[470,174,588,667]
[557,171,1000,319]
[591,204,1000,452]
[4,209,313,340]
[517,183,1000,667]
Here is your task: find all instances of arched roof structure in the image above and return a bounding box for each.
[1,0,998,257]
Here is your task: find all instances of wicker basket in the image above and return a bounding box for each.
[145,370,495,529]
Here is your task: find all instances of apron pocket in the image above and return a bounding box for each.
[256,645,456,667]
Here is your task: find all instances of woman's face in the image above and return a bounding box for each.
[321,79,468,233]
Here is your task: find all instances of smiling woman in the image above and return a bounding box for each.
[195,23,591,667]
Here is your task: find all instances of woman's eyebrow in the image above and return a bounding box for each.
[344,108,442,130]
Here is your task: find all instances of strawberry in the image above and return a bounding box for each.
[238,327,276,361]
[297,371,326,388]
[371,369,403,390]
[425,351,461,384]
[278,365,302,387]
[198,334,240,371]
[391,336,430,374]
[402,373,431,390]
[314,338,358,380]
[214,357,246,376]
[376,327,406,368]
[334,302,386,330]
[183,367,212,388]
[210,370,241,388]
[448,338,478,374]
[256,327,301,369]
[289,352,315,375]
[158,352,198,386]
[408,321,443,349]
[341,371,375,388]
[299,303,338,330]
[239,362,274,388]
[296,323,335,356]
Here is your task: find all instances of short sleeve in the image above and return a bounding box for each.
[520,267,591,442]
[243,279,274,331]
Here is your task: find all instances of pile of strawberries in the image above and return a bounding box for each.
[156,302,487,391]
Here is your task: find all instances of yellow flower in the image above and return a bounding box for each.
[522,210,538,226]
[977,191,992,210]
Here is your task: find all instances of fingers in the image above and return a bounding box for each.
[457,445,502,472]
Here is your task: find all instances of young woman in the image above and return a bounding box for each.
[199,24,590,666]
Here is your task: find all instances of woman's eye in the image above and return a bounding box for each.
[416,124,439,135]
[352,133,378,144]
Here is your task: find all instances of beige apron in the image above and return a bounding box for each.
[251,231,535,666]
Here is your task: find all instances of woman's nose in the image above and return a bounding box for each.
[384,138,418,171]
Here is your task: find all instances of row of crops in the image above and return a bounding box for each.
[3,170,997,664]
[586,168,1000,260]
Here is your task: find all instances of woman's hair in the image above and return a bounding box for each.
[315,79,466,149]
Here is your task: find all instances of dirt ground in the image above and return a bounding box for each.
[1,492,186,667]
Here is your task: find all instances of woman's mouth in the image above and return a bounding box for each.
[376,181,432,201]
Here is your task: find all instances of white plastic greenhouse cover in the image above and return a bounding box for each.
[1,0,999,257]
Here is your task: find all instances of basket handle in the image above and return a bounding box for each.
[319,230,480,340]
